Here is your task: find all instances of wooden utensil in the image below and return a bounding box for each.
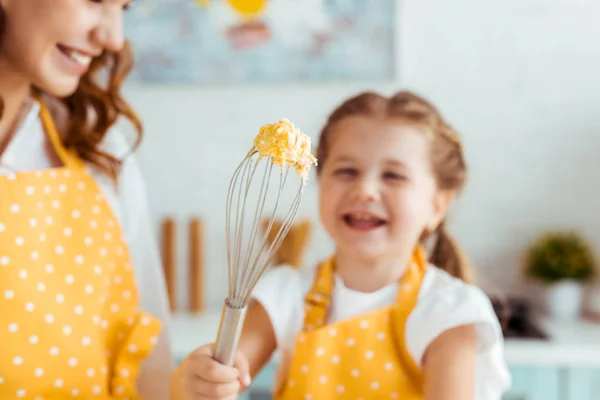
[161,218,176,311]
[189,218,205,313]
[261,217,312,268]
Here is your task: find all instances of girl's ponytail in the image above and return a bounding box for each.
[428,221,474,283]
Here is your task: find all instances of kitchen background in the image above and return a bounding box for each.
[117,0,600,398]
[120,0,600,310]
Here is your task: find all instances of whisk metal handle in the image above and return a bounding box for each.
[214,301,248,366]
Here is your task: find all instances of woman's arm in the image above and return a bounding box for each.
[97,127,174,400]
[170,299,277,399]
[423,324,477,400]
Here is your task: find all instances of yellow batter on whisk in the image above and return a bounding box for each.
[252,118,318,180]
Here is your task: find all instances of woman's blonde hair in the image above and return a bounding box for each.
[316,91,474,283]
[0,8,142,182]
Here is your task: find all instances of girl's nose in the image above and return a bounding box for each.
[350,177,380,202]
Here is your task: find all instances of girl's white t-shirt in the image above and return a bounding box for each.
[1,101,172,400]
[252,264,512,400]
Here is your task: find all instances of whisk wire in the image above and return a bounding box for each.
[243,166,286,282]
[240,166,292,303]
[237,156,272,307]
[225,157,242,302]
[236,154,257,305]
[243,186,302,303]
[225,151,260,306]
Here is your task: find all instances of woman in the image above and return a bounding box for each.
[0,0,172,398]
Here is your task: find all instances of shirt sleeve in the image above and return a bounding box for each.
[406,276,512,399]
[251,265,306,349]
[101,128,174,400]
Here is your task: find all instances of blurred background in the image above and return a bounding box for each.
[117,0,600,398]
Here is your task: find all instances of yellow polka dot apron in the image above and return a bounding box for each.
[0,100,162,399]
[275,247,427,400]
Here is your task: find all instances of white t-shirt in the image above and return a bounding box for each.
[252,264,512,400]
[1,101,173,400]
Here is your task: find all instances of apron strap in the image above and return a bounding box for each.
[37,97,84,170]
[302,247,428,332]
[302,258,334,331]
[391,246,428,390]
[394,246,427,312]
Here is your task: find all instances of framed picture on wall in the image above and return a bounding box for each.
[124,0,397,84]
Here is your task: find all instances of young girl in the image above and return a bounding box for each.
[175,91,511,399]
[0,1,172,398]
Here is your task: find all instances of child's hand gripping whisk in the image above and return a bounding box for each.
[214,119,317,367]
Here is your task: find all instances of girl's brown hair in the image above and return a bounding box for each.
[0,8,142,182]
[316,91,473,283]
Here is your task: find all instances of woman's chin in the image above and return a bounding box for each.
[48,83,79,98]
[35,73,81,99]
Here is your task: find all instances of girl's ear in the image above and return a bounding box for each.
[425,190,455,232]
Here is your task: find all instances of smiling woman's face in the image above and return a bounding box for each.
[0,0,131,97]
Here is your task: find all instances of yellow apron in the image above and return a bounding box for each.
[275,247,427,400]
[0,100,162,399]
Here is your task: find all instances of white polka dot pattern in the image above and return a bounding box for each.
[276,250,427,399]
[281,310,409,398]
[0,159,162,398]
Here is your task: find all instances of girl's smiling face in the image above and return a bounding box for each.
[318,115,451,262]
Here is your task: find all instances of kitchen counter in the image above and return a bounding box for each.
[503,318,600,367]
[168,310,600,367]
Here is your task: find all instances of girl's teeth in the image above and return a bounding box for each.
[346,215,384,229]
[352,213,374,221]
[67,50,92,67]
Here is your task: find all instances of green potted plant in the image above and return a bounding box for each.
[523,231,597,321]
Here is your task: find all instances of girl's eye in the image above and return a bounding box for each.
[334,168,358,177]
[383,171,407,181]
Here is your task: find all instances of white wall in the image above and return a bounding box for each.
[120,0,600,311]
